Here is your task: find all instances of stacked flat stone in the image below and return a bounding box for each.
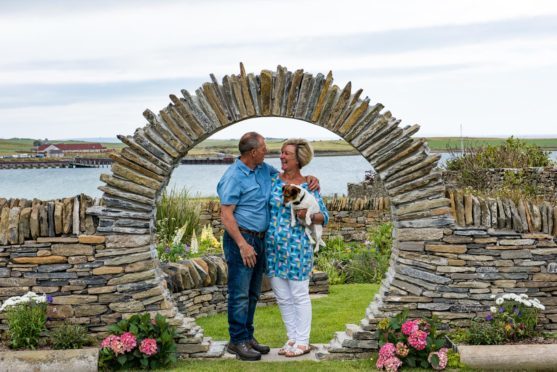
[0,195,97,245]
[447,188,557,235]
[171,271,329,318]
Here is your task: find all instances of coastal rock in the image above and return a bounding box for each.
[12,255,67,264]
[8,207,20,244]
[107,269,156,286]
[192,258,211,286]
[63,197,73,234]
[54,201,63,235]
[202,257,218,285]
[0,207,9,245]
[73,196,80,235]
[52,244,94,256]
[464,193,473,225]
[531,203,542,232]
[39,205,48,237]
[19,207,32,242]
[479,198,490,227]
[30,205,40,239]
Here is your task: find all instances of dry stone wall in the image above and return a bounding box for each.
[2,64,555,360]
[0,195,98,245]
[168,263,329,319]
[447,188,557,235]
[198,197,391,242]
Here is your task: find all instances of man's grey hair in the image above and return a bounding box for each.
[239,132,264,155]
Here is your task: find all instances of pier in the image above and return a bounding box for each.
[0,156,234,169]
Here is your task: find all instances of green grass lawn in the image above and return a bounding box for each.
[170,283,378,371]
[197,283,379,347]
[169,359,375,371]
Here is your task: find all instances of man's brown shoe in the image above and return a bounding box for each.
[250,338,270,354]
[227,341,261,361]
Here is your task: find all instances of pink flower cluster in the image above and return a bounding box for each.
[408,329,428,350]
[401,319,419,335]
[101,335,127,355]
[101,333,157,357]
[395,342,409,357]
[428,348,449,370]
[139,338,158,356]
[377,343,403,372]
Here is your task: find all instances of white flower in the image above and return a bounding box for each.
[190,231,199,254]
[522,300,532,307]
[519,293,529,299]
[496,297,504,305]
[0,291,47,312]
[490,294,496,299]
[490,306,497,313]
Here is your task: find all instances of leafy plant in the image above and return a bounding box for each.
[377,309,449,371]
[156,187,200,246]
[98,313,177,370]
[156,223,222,263]
[445,136,553,195]
[455,293,544,345]
[314,223,393,284]
[0,291,51,349]
[50,322,93,349]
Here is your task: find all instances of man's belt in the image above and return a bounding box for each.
[239,227,266,239]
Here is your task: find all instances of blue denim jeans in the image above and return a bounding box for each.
[223,231,266,344]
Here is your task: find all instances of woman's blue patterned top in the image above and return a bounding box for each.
[265,174,329,281]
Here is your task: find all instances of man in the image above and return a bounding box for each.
[217,132,318,361]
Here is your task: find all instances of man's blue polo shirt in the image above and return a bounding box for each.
[217,158,278,232]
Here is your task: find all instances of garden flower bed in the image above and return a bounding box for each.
[449,292,557,370]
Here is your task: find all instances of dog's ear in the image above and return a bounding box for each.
[282,185,287,193]
[290,186,300,198]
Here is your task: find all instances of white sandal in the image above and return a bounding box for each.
[285,343,311,357]
[278,340,295,355]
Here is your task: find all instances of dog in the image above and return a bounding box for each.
[282,184,326,252]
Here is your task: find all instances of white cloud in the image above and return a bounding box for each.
[1,0,557,139]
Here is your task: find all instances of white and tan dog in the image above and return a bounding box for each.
[282,184,326,252]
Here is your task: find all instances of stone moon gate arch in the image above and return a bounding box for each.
[94,63,453,358]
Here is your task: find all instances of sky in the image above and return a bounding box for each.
[1,0,557,141]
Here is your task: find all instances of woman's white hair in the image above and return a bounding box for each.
[282,138,314,169]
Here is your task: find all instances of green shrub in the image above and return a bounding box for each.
[314,223,393,284]
[156,187,200,246]
[445,136,552,193]
[99,313,177,370]
[0,292,50,349]
[50,322,93,349]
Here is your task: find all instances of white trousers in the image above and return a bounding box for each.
[270,276,312,345]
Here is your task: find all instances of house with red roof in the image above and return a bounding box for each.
[36,143,108,157]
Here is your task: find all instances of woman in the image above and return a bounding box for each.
[265,138,329,357]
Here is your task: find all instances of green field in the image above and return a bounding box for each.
[1,137,556,157]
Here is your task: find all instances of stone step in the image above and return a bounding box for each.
[333,331,377,350]
[317,342,372,361]
[176,337,211,354]
[345,323,374,340]
[190,340,229,359]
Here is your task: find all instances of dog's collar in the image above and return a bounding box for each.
[292,193,306,205]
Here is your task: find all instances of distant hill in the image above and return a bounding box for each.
[1,137,556,156]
